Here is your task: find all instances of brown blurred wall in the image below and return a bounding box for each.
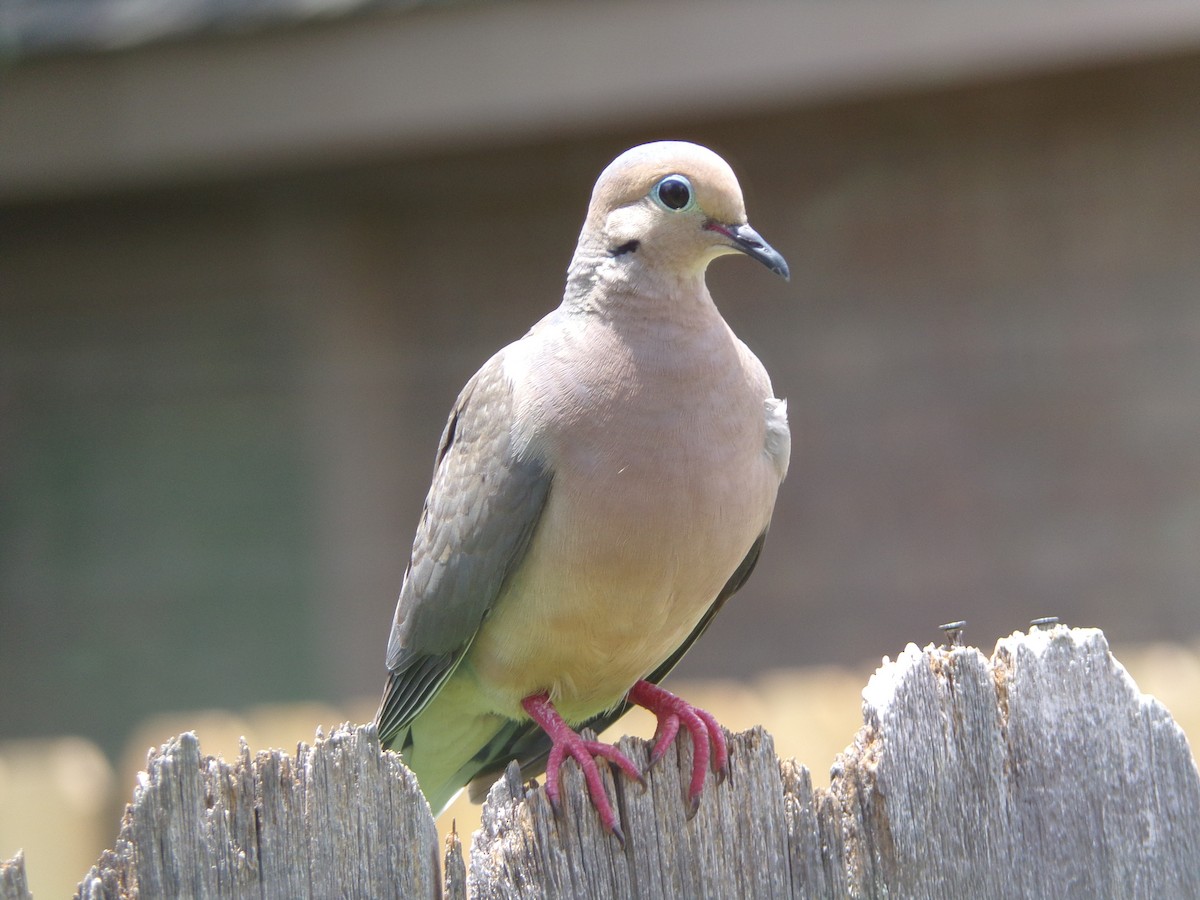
[2,2,1200,761]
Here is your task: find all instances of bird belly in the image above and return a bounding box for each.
[465,432,778,724]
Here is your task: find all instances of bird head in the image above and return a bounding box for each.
[572,141,790,288]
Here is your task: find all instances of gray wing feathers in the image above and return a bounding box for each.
[377,356,552,747]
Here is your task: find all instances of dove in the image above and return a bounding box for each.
[375,140,791,841]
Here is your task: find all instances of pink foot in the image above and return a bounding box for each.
[627,679,729,816]
[521,692,643,844]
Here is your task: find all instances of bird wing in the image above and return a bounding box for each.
[376,352,552,748]
[465,530,768,802]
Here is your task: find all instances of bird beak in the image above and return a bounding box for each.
[706,221,790,281]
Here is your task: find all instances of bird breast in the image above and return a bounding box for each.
[468,308,784,722]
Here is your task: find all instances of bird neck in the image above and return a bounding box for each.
[562,246,718,331]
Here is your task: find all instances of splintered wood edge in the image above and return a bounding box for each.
[0,851,32,900]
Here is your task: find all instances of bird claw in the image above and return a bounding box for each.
[610,821,627,850]
[522,693,640,841]
[628,679,729,809]
[648,713,681,767]
[521,682,728,836]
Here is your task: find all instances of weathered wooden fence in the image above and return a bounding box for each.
[3,625,1199,898]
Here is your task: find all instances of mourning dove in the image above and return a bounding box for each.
[375,141,791,840]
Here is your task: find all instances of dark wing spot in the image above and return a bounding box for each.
[437,409,461,466]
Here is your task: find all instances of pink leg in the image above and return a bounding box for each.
[521,692,643,843]
[627,679,729,816]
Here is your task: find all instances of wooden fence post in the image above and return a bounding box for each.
[2,626,1197,898]
[75,726,439,899]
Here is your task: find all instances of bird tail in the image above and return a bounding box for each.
[380,686,537,816]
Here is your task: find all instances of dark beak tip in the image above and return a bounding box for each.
[728,222,790,284]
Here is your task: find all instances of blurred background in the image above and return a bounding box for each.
[4,0,1200,894]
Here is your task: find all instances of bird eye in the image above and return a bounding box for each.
[653,175,694,212]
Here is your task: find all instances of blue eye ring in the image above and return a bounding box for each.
[652,174,695,212]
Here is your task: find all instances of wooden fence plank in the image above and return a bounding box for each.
[73,726,439,899]
[445,828,468,900]
[469,726,792,900]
